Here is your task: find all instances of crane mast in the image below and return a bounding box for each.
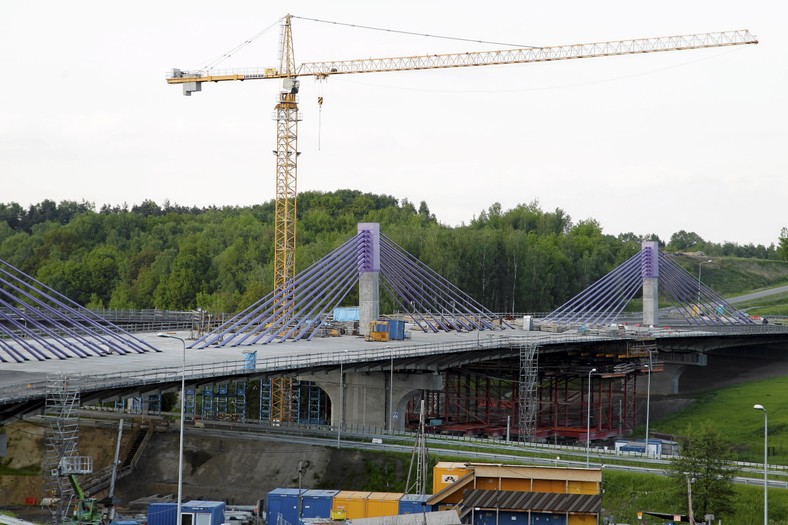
[274,14,299,324]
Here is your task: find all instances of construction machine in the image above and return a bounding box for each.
[66,474,102,525]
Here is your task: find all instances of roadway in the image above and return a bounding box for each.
[726,284,788,305]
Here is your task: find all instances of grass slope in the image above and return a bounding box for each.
[651,376,788,464]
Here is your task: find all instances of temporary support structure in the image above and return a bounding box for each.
[518,341,539,442]
[41,376,84,523]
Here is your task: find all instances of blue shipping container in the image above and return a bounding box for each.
[181,500,225,525]
[148,503,177,525]
[493,511,529,525]
[531,513,566,525]
[301,490,339,519]
[398,494,432,515]
[387,320,405,340]
[266,488,303,525]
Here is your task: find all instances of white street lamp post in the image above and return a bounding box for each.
[157,333,186,525]
[754,404,768,525]
[586,368,596,468]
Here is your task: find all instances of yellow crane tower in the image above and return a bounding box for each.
[166,16,756,425]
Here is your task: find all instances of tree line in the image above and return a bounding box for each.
[0,193,784,314]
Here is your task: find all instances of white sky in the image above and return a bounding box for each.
[2,1,785,247]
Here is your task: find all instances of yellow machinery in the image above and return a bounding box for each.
[366,321,390,342]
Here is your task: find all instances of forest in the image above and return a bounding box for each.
[0,192,784,315]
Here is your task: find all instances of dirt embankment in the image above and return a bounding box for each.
[1,421,394,511]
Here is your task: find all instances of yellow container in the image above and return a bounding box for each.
[366,492,402,517]
[432,462,471,494]
[500,478,534,492]
[332,491,372,519]
[568,515,597,525]
[567,480,600,495]
[532,479,566,493]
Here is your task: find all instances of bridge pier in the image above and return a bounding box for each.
[301,370,443,431]
[358,223,380,337]
[641,241,659,326]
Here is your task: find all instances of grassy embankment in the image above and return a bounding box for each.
[601,374,788,522]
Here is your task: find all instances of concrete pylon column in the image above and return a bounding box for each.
[641,241,659,326]
[302,370,444,429]
[358,223,380,337]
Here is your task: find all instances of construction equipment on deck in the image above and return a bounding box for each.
[366,321,390,342]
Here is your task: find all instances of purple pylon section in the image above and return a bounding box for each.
[0,259,159,362]
[543,247,754,327]
[191,225,508,348]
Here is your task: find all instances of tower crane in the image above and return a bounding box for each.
[168,16,755,318]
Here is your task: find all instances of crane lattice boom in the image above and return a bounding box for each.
[167,29,756,85]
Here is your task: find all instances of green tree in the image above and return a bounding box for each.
[668,230,706,251]
[778,227,788,261]
[669,422,736,519]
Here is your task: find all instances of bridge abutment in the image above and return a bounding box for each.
[301,370,443,431]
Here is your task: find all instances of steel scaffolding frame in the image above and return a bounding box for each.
[518,341,539,442]
[41,376,80,524]
[259,378,271,423]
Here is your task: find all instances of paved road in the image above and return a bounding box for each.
[727,284,788,305]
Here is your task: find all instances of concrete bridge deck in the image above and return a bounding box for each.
[2,324,788,426]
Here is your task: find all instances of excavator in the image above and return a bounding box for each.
[65,473,102,525]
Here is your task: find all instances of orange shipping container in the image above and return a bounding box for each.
[567,480,600,495]
[366,492,402,517]
[532,479,566,493]
[432,462,471,494]
[331,491,371,519]
[568,515,597,525]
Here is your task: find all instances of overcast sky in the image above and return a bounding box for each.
[2,1,785,247]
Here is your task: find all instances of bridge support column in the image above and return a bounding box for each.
[641,241,659,326]
[302,370,443,431]
[358,223,380,337]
